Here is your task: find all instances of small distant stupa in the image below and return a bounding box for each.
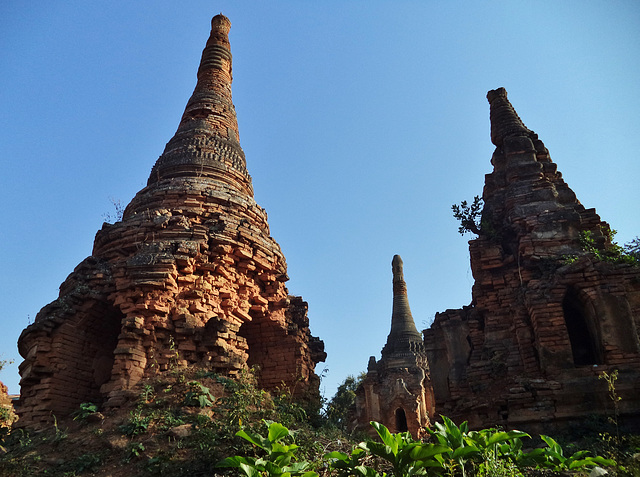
[354,255,435,436]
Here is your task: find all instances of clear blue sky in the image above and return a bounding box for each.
[1,1,639,401]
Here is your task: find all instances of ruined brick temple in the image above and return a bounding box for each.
[424,88,640,431]
[356,88,640,434]
[354,255,435,436]
[14,12,640,433]
[17,15,325,428]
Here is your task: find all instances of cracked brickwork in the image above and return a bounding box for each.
[423,88,640,432]
[16,14,325,429]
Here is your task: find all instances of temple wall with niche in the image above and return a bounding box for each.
[422,88,640,431]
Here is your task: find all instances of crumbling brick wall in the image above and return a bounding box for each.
[424,88,640,432]
[17,14,325,430]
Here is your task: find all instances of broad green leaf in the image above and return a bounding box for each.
[272,441,297,454]
[419,460,447,469]
[325,451,349,461]
[285,461,312,473]
[452,445,480,460]
[354,465,381,477]
[590,456,616,467]
[371,421,398,454]
[359,440,393,460]
[540,435,563,456]
[268,421,291,443]
[239,462,260,477]
[265,461,285,475]
[254,457,268,467]
[441,416,464,448]
[410,444,452,461]
[217,456,249,468]
[236,429,269,451]
[487,430,529,446]
[569,459,597,470]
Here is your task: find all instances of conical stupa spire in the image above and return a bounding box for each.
[487,87,532,147]
[148,14,252,195]
[382,255,423,357]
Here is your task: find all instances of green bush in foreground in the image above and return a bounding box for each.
[220,417,616,477]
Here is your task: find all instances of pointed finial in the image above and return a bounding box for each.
[487,88,532,146]
[147,14,252,195]
[211,14,231,33]
[382,255,423,358]
[392,254,404,282]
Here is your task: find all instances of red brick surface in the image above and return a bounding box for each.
[16,15,325,429]
[423,89,640,431]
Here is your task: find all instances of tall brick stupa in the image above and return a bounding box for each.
[354,255,435,436]
[17,14,325,429]
[423,88,640,431]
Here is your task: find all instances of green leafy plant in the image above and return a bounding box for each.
[125,442,145,462]
[183,381,215,408]
[452,196,484,236]
[168,335,180,369]
[214,368,273,434]
[72,402,98,421]
[141,384,156,404]
[326,421,451,477]
[599,370,621,440]
[476,447,523,477]
[426,416,532,477]
[218,420,318,476]
[427,416,480,477]
[119,408,151,437]
[579,230,639,265]
[518,434,614,471]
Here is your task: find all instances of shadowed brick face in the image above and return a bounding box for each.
[17,15,325,429]
[423,88,640,432]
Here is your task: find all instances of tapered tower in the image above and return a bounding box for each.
[17,15,325,429]
[424,88,640,431]
[354,255,435,436]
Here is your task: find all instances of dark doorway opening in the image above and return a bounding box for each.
[395,408,408,432]
[562,288,602,366]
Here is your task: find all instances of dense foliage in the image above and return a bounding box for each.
[325,373,366,430]
[222,417,616,477]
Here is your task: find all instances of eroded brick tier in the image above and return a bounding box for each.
[424,88,640,432]
[17,15,325,429]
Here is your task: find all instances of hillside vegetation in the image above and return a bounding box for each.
[0,366,638,476]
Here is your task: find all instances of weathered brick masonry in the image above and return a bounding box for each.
[424,88,640,432]
[354,255,435,437]
[17,15,325,429]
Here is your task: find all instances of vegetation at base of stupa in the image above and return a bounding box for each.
[0,367,639,477]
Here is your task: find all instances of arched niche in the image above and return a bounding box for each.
[395,407,408,432]
[46,300,123,415]
[562,288,603,366]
